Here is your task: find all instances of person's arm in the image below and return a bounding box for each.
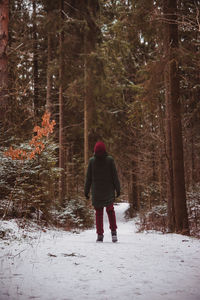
[111,159,120,197]
[84,159,92,198]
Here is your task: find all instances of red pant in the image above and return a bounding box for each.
[95,203,117,235]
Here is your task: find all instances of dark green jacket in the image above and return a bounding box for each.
[84,153,120,208]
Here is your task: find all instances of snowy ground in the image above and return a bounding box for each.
[0,203,200,300]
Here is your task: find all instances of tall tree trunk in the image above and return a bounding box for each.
[165,72,175,232]
[84,56,89,174]
[84,1,100,173]
[164,0,189,234]
[0,0,9,124]
[32,0,39,120]
[190,128,195,185]
[128,160,139,215]
[84,26,94,173]
[46,9,52,113]
[163,7,175,230]
[59,0,66,204]
[158,103,165,204]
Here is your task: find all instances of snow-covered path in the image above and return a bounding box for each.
[0,203,200,300]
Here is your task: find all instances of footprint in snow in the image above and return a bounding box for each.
[47,252,86,258]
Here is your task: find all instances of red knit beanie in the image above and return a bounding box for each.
[94,141,106,155]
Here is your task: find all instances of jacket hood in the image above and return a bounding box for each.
[94,141,106,156]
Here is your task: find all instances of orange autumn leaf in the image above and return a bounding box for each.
[4,112,56,160]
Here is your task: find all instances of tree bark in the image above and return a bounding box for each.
[46,8,53,113]
[84,22,94,173]
[163,3,175,230]
[165,70,175,232]
[84,0,100,173]
[128,160,139,215]
[32,0,39,120]
[164,0,189,234]
[84,77,89,174]
[158,103,165,204]
[0,0,9,123]
[190,129,195,185]
[59,0,66,204]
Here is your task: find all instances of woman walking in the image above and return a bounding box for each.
[84,141,120,242]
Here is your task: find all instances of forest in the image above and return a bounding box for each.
[0,0,200,238]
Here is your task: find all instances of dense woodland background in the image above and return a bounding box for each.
[0,0,199,237]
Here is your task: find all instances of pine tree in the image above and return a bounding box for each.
[0,0,9,126]
[83,0,101,172]
[163,0,189,234]
[32,0,39,121]
[58,0,66,204]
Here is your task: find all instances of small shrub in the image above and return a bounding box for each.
[136,204,167,234]
[136,184,200,238]
[54,197,94,230]
[0,142,60,220]
[187,183,200,238]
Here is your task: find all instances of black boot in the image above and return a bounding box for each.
[111,231,118,243]
[96,234,104,242]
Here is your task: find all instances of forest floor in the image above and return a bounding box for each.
[0,203,200,300]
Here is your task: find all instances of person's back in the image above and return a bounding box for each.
[87,154,119,208]
[84,141,120,242]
